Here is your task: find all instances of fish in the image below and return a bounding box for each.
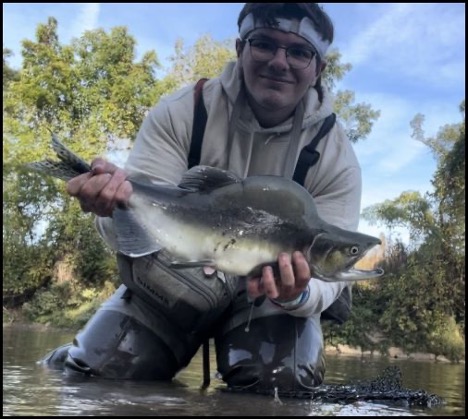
[26,133,384,282]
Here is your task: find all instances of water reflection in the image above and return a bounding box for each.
[3,325,465,416]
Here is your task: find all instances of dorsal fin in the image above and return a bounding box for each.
[178,165,241,192]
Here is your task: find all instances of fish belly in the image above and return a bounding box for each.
[131,195,288,275]
[138,207,282,275]
[212,239,283,276]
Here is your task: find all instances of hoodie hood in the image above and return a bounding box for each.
[219,61,334,135]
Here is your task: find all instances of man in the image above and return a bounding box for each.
[44,3,360,396]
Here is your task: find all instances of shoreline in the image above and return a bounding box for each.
[324,344,463,363]
[3,321,464,364]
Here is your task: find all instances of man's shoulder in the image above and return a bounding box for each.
[160,84,195,106]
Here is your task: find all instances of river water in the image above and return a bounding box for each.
[3,324,465,416]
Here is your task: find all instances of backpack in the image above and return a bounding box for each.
[188,78,350,325]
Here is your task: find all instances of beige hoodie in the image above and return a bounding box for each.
[97,60,362,319]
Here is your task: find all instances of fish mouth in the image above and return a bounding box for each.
[332,267,384,282]
[312,263,384,283]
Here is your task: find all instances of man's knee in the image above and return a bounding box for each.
[215,314,325,396]
[41,342,73,368]
[64,309,180,380]
[41,286,200,381]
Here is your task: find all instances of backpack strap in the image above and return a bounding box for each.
[188,78,209,169]
[292,113,336,186]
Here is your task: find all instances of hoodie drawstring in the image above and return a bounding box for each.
[228,90,306,181]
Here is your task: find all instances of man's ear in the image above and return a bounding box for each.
[319,60,327,74]
[235,38,244,58]
[317,60,327,76]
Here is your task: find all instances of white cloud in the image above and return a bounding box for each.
[358,218,410,246]
[70,3,100,38]
[352,90,460,171]
[341,3,465,86]
[352,94,423,169]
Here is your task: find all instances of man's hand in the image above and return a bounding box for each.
[246,251,311,303]
[66,158,132,217]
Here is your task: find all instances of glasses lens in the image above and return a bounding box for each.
[249,39,275,60]
[248,39,314,69]
[287,47,314,69]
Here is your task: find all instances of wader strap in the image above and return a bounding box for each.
[189,77,210,388]
[292,113,336,186]
[201,340,210,390]
[188,78,209,169]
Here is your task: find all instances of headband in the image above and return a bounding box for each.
[239,13,330,59]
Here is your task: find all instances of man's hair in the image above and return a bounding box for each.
[237,3,334,45]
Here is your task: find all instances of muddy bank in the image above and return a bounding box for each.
[324,344,463,363]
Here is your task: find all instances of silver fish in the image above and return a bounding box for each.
[27,134,384,282]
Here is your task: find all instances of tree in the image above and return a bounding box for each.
[3,47,19,88]
[323,49,381,142]
[358,101,465,359]
[3,18,160,324]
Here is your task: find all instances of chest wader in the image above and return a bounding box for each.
[188,79,351,396]
[215,295,326,397]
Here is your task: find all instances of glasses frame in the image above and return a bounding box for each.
[244,37,316,70]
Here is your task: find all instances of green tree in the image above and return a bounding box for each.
[323,49,381,142]
[3,47,19,88]
[3,18,160,325]
[358,101,465,360]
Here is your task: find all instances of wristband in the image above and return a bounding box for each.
[271,287,310,311]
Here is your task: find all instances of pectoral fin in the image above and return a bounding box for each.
[113,207,162,257]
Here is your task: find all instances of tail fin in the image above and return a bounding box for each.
[26,134,91,181]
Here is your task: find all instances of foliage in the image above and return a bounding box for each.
[22,280,116,328]
[323,283,390,356]
[165,34,237,89]
[330,103,465,361]
[3,17,157,311]
[3,47,19,88]
[323,49,381,142]
[427,315,465,363]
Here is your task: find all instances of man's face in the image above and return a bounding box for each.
[237,27,324,115]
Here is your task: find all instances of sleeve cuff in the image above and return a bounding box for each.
[270,285,310,311]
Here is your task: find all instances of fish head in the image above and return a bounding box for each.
[305,228,384,282]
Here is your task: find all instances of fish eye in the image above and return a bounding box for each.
[349,245,360,255]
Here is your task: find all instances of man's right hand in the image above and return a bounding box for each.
[66,157,133,217]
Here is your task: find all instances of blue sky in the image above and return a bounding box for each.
[3,3,465,242]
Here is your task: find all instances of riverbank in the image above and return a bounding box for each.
[324,344,463,363]
[3,318,464,364]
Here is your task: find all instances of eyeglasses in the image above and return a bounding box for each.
[245,38,316,70]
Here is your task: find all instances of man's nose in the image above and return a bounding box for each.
[268,47,289,71]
